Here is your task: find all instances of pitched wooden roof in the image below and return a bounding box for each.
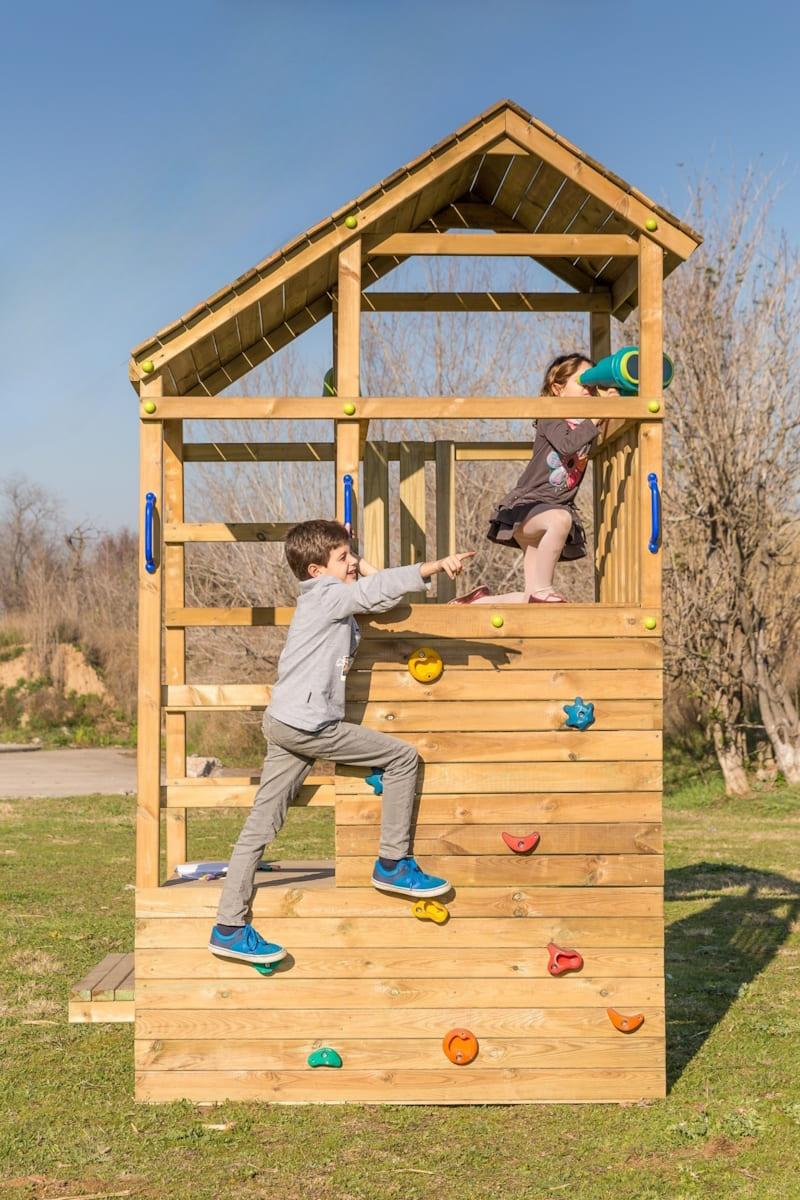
[130,99,701,397]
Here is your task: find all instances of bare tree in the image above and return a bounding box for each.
[0,477,60,612]
[654,171,800,791]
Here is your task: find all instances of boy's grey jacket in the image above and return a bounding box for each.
[267,565,428,733]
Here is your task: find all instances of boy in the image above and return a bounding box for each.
[209,519,474,965]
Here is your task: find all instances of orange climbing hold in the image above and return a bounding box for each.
[607,1008,645,1033]
[546,942,584,976]
[442,1028,479,1065]
[501,831,540,854]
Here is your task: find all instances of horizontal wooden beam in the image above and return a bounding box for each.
[184,442,335,463]
[361,292,612,313]
[143,397,661,421]
[163,522,292,543]
[182,441,533,463]
[166,605,662,633]
[365,233,639,258]
[163,777,335,807]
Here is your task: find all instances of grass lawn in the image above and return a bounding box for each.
[1,761,799,1200]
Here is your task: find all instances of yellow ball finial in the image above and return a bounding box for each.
[141,359,155,374]
[645,218,658,232]
[342,402,356,416]
[490,614,504,629]
[644,616,657,631]
[143,401,157,415]
[344,215,358,229]
[648,400,661,414]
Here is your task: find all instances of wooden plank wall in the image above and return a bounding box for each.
[134,606,664,1105]
[593,427,641,604]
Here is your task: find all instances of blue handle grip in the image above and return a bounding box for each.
[144,491,157,574]
[648,472,661,554]
[343,474,353,532]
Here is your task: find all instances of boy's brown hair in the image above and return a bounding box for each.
[285,519,350,580]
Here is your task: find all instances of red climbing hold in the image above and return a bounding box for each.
[501,831,541,854]
[546,941,584,976]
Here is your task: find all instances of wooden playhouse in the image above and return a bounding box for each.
[129,100,701,1103]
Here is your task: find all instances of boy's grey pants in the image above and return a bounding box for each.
[216,713,420,926]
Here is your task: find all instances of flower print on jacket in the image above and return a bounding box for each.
[546,445,591,494]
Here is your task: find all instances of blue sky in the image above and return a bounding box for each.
[2,0,798,530]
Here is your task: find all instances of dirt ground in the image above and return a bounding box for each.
[0,747,137,798]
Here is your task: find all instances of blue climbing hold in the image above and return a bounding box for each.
[365,768,384,796]
[563,697,595,731]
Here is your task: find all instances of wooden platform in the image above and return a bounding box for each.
[69,952,135,1024]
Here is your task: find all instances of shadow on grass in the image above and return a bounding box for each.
[665,861,800,1089]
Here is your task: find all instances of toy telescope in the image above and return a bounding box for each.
[580,346,673,396]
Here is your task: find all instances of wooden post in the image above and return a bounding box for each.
[638,236,664,610]
[163,420,187,875]
[590,314,612,602]
[400,442,427,601]
[363,441,390,568]
[435,441,456,602]
[136,379,164,889]
[335,240,361,539]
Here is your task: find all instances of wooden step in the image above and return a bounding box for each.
[69,952,134,1024]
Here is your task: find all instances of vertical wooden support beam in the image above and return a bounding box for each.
[400,442,427,601]
[163,420,187,875]
[335,240,362,538]
[363,441,390,568]
[638,236,664,610]
[590,314,612,602]
[136,381,163,889]
[435,441,456,602]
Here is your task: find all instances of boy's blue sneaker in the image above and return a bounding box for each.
[371,856,450,898]
[208,923,287,964]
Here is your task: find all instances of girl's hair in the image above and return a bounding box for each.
[541,352,593,396]
[285,519,350,580]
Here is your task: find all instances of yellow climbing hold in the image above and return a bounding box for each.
[412,899,449,924]
[407,646,443,684]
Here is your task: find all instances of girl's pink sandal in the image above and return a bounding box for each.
[528,589,568,604]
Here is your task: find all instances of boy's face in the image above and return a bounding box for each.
[308,541,359,584]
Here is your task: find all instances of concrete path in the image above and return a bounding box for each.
[0,747,137,798]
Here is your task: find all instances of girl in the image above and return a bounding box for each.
[451,353,612,604]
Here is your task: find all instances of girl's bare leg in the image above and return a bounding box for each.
[517,509,572,596]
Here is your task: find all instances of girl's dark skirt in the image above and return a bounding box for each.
[486,500,587,562]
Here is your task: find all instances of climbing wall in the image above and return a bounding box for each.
[134,603,664,1103]
[334,603,666,1103]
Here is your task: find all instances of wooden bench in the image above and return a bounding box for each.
[69,952,134,1024]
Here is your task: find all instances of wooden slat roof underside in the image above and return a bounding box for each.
[130,100,701,398]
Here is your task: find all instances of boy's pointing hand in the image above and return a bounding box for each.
[423,550,476,580]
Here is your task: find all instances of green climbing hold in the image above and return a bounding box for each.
[253,962,277,976]
[308,1046,343,1068]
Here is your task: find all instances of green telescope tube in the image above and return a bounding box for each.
[580,346,673,396]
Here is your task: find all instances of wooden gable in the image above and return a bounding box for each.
[130,100,701,398]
